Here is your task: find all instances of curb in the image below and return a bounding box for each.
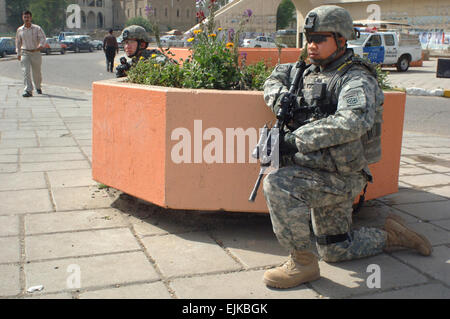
[405,87,449,98]
[0,56,17,62]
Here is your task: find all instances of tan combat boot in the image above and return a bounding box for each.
[263,250,320,289]
[384,214,432,256]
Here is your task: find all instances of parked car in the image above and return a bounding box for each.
[0,37,16,58]
[41,37,67,55]
[348,30,422,72]
[90,39,103,50]
[159,35,184,47]
[62,35,94,53]
[117,35,123,50]
[58,31,76,41]
[242,36,287,48]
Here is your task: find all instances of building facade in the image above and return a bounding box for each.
[70,0,114,31]
[116,0,197,32]
[0,0,7,33]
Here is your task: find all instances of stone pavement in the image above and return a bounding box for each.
[386,58,450,94]
[0,76,449,300]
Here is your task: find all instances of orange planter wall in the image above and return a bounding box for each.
[152,47,423,68]
[92,80,405,213]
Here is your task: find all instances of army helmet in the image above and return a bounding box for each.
[120,25,151,43]
[304,5,356,40]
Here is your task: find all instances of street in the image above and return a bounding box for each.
[0,50,121,91]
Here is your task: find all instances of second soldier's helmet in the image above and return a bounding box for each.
[304,5,356,40]
[120,25,151,43]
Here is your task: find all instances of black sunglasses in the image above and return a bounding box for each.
[305,33,333,44]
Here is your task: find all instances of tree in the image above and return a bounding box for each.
[276,0,296,30]
[29,0,70,35]
[5,0,30,29]
[125,16,153,33]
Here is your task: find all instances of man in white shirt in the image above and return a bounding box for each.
[15,10,46,97]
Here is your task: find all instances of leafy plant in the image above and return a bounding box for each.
[127,0,274,91]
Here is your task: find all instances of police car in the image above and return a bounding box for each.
[348,30,422,72]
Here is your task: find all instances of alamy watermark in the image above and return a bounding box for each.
[366,264,381,289]
[170,120,280,171]
[66,4,81,29]
[66,264,81,289]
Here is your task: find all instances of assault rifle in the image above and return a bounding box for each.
[249,51,308,202]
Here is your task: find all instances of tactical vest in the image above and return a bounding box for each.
[294,56,383,165]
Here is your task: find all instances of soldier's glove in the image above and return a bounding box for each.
[274,92,299,122]
[279,132,298,155]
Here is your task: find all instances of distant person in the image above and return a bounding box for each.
[15,10,46,97]
[103,29,119,73]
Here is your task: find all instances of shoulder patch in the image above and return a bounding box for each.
[275,64,290,73]
[345,95,360,106]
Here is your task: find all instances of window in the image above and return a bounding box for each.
[88,0,94,7]
[366,35,381,47]
[177,9,179,17]
[187,9,189,18]
[384,34,395,46]
[96,0,102,7]
[165,8,168,17]
[139,8,142,16]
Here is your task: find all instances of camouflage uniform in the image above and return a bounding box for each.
[116,25,167,78]
[263,48,387,263]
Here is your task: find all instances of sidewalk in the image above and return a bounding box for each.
[0,76,449,299]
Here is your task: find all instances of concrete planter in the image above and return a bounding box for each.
[92,79,405,213]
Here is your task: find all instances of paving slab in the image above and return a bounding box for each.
[0,265,21,297]
[399,173,450,188]
[392,245,450,285]
[1,130,36,139]
[426,186,450,199]
[24,252,159,294]
[432,219,450,231]
[141,232,242,278]
[400,221,450,246]
[399,165,434,175]
[0,172,47,191]
[39,137,78,147]
[210,223,288,269]
[20,152,86,163]
[0,215,20,236]
[352,204,419,229]
[47,168,96,188]
[25,209,127,235]
[377,188,448,205]
[79,282,172,299]
[0,189,53,215]
[0,138,38,148]
[21,160,90,172]
[52,186,114,211]
[171,269,320,299]
[24,292,73,299]
[0,163,17,173]
[392,200,450,221]
[0,154,17,163]
[25,228,140,261]
[0,237,20,263]
[353,283,450,299]
[21,147,81,154]
[310,254,428,299]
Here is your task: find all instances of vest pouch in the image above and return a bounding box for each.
[328,139,367,174]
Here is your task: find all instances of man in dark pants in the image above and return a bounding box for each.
[103,29,118,72]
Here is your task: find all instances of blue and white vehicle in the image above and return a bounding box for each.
[348,31,422,72]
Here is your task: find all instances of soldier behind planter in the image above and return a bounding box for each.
[261,5,432,289]
[116,25,166,78]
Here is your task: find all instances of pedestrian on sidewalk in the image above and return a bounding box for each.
[261,5,432,289]
[103,29,119,73]
[15,10,46,97]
